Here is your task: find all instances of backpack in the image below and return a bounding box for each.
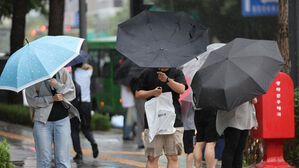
[71,70,82,110]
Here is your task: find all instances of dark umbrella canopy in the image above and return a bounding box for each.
[114,59,134,86]
[65,50,89,67]
[191,38,285,111]
[116,10,208,68]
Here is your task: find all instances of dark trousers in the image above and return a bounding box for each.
[221,127,249,168]
[71,102,96,154]
[135,98,145,146]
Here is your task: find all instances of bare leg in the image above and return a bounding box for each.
[194,142,206,168]
[166,155,179,168]
[212,159,218,168]
[205,142,216,168]
[186,153,194,168]
[146,156,159,168]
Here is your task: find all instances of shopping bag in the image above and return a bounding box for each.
[145,92,176,142]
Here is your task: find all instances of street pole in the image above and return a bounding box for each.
[289,0,299,87]
[79,0,87,51]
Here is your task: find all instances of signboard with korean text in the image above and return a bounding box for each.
[251,72,294,139]
[242,0,279,17]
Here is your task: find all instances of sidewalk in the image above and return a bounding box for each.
[0,120,221,168]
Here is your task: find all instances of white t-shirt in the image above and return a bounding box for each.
[74,68,93,102]
[216,101,258,135]
[120,85,135,108]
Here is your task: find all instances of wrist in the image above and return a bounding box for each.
[165,77,170,83]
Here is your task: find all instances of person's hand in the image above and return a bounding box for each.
[157,71,168,83]
[52,94,63,101]
[48,78,57,87]
[250,98,258,104]
[153,87,162,97]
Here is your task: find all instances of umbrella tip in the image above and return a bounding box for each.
[25,38,29,45]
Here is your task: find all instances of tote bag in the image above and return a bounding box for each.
[145,92,176,142]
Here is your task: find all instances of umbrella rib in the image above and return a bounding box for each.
[227,59,265,92]
[198,52,226,72]
[146,11,159,43]
[167,14,182,43]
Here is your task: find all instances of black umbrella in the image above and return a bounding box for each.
[116,10,208,68]
[191,38,285,111]
[114,59,134,86]
[114,59,145,87]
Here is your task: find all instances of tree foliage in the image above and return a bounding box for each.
[0,0,47,21]
[103,2,130,36]
[152,0,277,43]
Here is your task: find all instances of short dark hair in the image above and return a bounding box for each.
[74,63,83,68]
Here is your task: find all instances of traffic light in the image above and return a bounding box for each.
[66,26,72,32]
[30,30,37,37]
[40,25,47,32]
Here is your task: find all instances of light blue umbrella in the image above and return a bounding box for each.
[0,35,84,92]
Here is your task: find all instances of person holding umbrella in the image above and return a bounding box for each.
[135,67,188,168]
[216,98,258,168]
[116,10,208,168]
[25,68,79,168]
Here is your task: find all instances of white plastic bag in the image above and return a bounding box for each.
[145,92,176,142]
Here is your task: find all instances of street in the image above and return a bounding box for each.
[0,120,221,168]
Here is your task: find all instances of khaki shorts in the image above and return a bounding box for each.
[144,127,184,158]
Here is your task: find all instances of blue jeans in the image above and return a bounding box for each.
[123,106,135,139]
[33,117,71,168]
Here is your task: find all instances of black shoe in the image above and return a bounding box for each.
[138,144,144,149]
[92,143,99,158]
[123,137,133,141]
[73,153,82,161]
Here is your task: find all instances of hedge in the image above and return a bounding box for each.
[0,138,13,168]
[0,103,111,131]
[91,113,111,131]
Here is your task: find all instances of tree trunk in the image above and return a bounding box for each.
[278,0,289,74]
[48,0,65,35]
[7,0,27,104]
[10,0,26,54]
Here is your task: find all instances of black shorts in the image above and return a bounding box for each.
[194,108,219,142]
[183,130,195,154]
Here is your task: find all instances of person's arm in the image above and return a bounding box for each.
[49,69,76,101]
[157,71,185,94]
[81,63,93,70]
[135,87,162,99]
[25,85,54,108]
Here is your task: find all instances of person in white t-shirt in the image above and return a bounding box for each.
[121,84,135,140]
[70,63,99,161]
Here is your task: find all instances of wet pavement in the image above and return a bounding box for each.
[0,120,221,168]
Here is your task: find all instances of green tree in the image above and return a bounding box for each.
[0,0,47,104]
[103,2,130,36]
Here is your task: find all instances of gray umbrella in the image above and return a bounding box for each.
[191,38,285,111]
[116,10,208,68]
